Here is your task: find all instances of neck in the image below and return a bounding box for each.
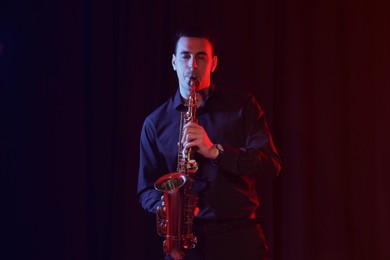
[181,87,209,108]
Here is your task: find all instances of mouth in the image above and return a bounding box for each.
[184,73,200,87]
[188,77,200,88]
[185,73,200,79]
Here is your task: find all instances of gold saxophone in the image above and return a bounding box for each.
[154,77,200,260]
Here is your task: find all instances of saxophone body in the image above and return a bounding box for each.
[154,78,199,260]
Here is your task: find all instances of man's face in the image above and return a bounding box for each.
[172,37,218,97]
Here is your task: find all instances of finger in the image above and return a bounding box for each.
[185,138,202,149]
[186,133,197,142]
[181,133,190,145]
[184,122,200,132]
[181,129,189,144]
[189,133,203,143]
[184,143,198,153]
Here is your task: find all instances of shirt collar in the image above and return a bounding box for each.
[173,89,186,111]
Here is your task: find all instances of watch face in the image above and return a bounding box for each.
[216,144,224,153]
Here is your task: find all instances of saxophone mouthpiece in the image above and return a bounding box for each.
[188,77,200,88]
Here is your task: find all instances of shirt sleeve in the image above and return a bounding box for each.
[137,117,166,214]
[213,94,282,177]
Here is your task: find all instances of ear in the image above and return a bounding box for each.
[211,55,218,72]
[172,54,177,71]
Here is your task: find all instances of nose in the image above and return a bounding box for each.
[188,57,198,69]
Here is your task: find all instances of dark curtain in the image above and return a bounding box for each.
[1,0,389,260]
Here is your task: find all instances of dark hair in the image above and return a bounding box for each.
[174,25,216,55]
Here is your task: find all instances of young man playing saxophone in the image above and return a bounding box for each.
[138,25,281,260]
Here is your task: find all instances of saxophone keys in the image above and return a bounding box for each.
[186,159,198,173]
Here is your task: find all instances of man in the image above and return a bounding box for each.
[138,25,281,259]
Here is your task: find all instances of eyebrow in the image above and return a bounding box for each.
[179,51,208,56]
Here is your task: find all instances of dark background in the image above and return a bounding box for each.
[1,0,389,259]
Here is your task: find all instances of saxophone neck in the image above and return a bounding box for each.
[185,90,198,108]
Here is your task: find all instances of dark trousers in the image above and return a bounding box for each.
[165,223,269,260]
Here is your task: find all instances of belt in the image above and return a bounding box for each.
[193,217,263,236]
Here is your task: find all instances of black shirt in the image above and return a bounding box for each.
[137,86,281,221]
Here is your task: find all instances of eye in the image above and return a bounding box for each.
[180,54,190,59]
[197,55,206,60]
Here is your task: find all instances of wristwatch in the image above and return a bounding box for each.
[215,144,224,155]
[213,144,224,163]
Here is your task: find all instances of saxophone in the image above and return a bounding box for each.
[154,77,200,260]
